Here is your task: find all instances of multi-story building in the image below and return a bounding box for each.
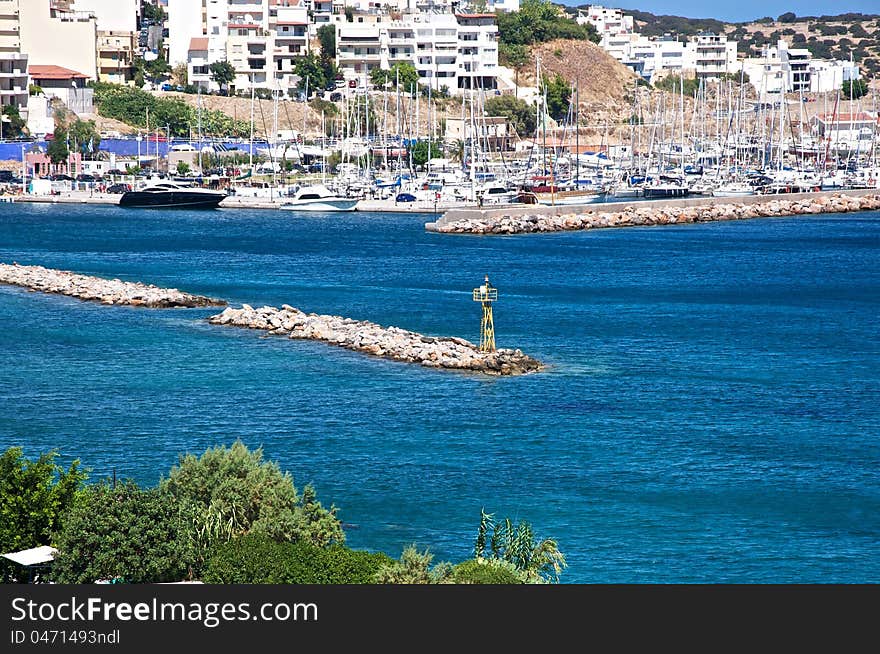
[742,41,861,95]
[167,0,203,67]
[96,30,136,83]
[71,0,138,32]
[454,12,497,92]
[687,32,737,80]
[19,1,98,81]
[335,9,498,93]
[0,0,29,118]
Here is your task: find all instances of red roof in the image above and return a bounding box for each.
[816,112,877,123]
[455,13,497,19]
[28,65,88,80]
[275,21,307,26]
[189,37,209,51]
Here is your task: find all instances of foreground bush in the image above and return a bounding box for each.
[52,481,186,584]
[450,559,527,584]
[203,534,392,584]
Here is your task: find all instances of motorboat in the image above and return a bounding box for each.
[280,185,359,212]
[118,181,227,209]
[711,181,755,198]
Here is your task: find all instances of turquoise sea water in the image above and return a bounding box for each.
[1,202,878,583]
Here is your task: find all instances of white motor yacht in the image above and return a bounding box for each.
[280,185,359,212]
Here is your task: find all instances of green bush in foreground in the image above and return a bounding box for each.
[52,481,186,584]
[450,559,527,584]
[203,534,393,584]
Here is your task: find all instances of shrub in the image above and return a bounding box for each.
[450,559,526,584]
[374,546,452,584]
[203,534,392,584]
[52,481,187,584]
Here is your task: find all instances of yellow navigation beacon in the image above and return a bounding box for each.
[472,274,498,353]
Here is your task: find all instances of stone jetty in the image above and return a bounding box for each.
[0,263,226,308]
[427,192,880,235]
[209,303,543,376]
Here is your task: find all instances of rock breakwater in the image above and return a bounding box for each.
[430,193,880,235]
[0,263,226,308]
[209,304,543,376]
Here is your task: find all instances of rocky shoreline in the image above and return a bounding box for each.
[0,263,226,308]
[430,193,880,235]
[208,304,543,376]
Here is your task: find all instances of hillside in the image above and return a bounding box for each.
[517,38,640,135]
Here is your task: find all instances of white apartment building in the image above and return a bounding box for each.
[71,0,138,31]
[335,10,498,93]
[742,41,861,95]
[688,32,737,80]
[171,0,310,92]
[0,0,28,119]
[168,0,203,67]
[19,1,98,81]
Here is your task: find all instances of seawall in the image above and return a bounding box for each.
[0,263,226,308]
[425,190,880,234]
[208,304,543,376]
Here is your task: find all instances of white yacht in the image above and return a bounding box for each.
[280,185,359,212]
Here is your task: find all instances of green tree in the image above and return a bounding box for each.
[209,61,236,93]
[473,508,567,583]
[374,546,452,584]
[408,139,441,167]
[292,54,327,94]
[47,128,70,165]
[842,78,869,99]
[543,73,572,122]
[0,447,86,582]
[317,24,336,60]
[1,104,26,137]
[499,43,529,68]
[370,62,420,91]
[496,0,599,48]
[142,3,166,23]
[160,441,343,574]
[655,74,700,96]
[52,481,187,584]
[67,119,101,156]
[484,95,537,138]
[144,56,171,85]
[176,161,191,176]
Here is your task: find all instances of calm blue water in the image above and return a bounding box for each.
[1,203,878,583]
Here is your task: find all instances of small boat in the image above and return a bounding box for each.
[643,182,689,199]
[711,181,755,198]
[280,185,358,212]
[119,181,227,209]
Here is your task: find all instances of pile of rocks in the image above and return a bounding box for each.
[433,193,880,235]
[209,304,543,376]
[0,263,226,308]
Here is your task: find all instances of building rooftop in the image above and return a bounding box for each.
[28,65,88,80]
[189,37,209,51]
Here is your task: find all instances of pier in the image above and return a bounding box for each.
[425,190,880,235]
[0,263,226,308]
[208,304,543,376]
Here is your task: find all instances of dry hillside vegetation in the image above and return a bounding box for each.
[518,38,640,134]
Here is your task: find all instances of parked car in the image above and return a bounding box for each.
[395,192,417,203]
[104,169,127,176]
[76,173,97,183]
[47,174,74,181]
[106,183,132,194]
